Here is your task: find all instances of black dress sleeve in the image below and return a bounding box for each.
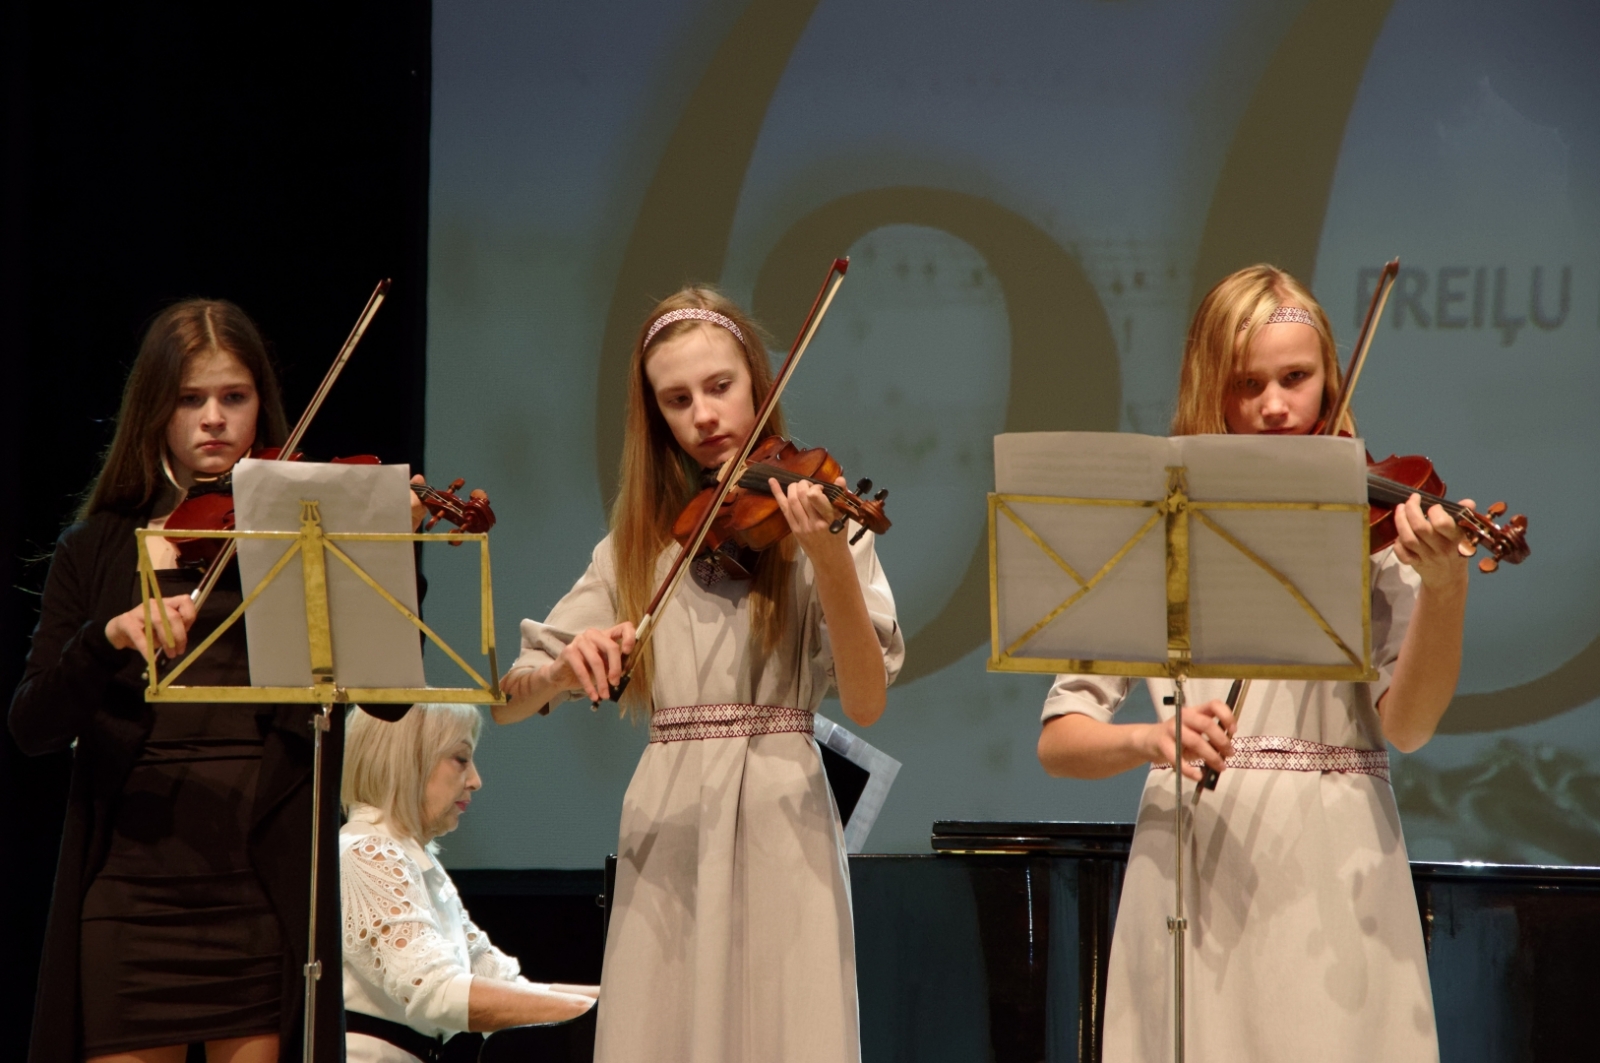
[8,522,141,755]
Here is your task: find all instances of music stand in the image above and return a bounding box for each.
[987,431,1373,1063]
[136,461,505,1062]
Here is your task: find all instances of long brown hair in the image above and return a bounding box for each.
[611,287,795,716]
[80,299,288,519]
[1171,264,1349,436]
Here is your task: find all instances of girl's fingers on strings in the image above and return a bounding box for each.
[771,478,814,535]
[798,480,832,522]
[1391,494,1424,563]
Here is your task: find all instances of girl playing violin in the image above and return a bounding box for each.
[499,288,903,1063]
[9,299,421,1063]
[1036,264,1474,1061]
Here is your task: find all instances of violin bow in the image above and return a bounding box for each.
[1320,259,1398,438]
[186,279,392,614]
[609,257,850,701]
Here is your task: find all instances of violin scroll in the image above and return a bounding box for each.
[415,477,497,537]
[1458,500,1528,573]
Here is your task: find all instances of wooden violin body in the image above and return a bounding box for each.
[671,436,890,576]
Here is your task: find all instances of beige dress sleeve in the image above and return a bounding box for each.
[509,536,624,710]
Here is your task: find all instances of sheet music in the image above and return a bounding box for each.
[233,459,427,689]
[992,433,1368,669]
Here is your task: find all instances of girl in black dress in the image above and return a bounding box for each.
[10,299,417,1063]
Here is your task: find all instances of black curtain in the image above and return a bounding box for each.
[0,3,432,1057]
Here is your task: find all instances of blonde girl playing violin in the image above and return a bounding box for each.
[499,288,902,1063]
[1037,264,1476,1062]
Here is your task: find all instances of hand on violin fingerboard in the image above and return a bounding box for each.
[1391,493,1474,591]
[409,474,427,530]
[768,476,850,566]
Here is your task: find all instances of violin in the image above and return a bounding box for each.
[1364,454,1525,573]
[671,435,890,578]
[164,448,496,570]
[1321,259,1529,574]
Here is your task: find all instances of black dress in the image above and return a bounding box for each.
[9,509,346,1063]
[78,566,284,1055]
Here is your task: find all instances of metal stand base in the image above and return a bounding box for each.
[1168,676,1188,1063]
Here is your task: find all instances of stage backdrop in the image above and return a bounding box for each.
[420,0,1600,868]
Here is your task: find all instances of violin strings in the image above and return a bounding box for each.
[1366,475,1462,516]
[1367,474,1506,543]
[742,463,850,502]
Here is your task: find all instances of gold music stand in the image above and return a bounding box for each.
[988,431,1373,1063]
[136,496,503,1062]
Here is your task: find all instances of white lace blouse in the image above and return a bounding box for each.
[340,804,541,1061]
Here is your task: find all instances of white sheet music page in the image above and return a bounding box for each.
[233,459,427,689]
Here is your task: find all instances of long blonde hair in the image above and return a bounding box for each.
[342,703,483,843]
[611,287,796,716]
[1172,264,1350,436]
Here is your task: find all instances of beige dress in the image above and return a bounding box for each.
[1042,547,1439,1062]
[513,532,903,1063]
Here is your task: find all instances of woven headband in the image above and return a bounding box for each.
[1238,305,1317,331]
[643,308,746,350]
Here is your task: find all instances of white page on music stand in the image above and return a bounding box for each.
[993,432,1367,669]
[233,460,426,689]
[1178,435,1367,667]
[995,433,1166,662]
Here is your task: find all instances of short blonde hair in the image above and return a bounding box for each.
[1172,264,1349,436]
[343,702,484,842]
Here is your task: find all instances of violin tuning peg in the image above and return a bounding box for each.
[850,526,869,545]
[1478,557,1499,574]
[874,488,889,502]
[828,517,847,535]
[856,478,873,495]
[1487,501,1507,518]
[448,477,466,493]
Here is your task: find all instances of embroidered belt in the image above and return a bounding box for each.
[649,703,814,744]
[1152,735,1390,782]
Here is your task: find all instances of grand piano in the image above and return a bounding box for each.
[455,822,1600,1062]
